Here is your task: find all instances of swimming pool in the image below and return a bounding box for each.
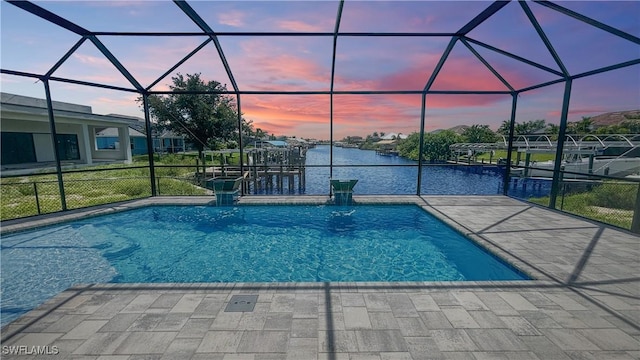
[1,204,528,326]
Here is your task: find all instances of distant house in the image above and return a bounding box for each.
[380,132,408,140]
[95,127,148,155]
[151,130,187,154]
[1,92,135,170]
[264,140,289,148]
[119,117,189,155]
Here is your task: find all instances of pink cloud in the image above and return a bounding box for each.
[228,38,331,90]
[430,56,509,91]
[276,20,325,32]
[72,53,113,68]
[218,10,246,27]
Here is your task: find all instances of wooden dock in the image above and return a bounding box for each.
[203,146,309,194]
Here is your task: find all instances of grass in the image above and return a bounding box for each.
[474,150,556,164]
[1,157,209,221]
[1,153,250,220]
[527,181,637,229]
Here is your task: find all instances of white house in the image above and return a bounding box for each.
[1,92,136,171]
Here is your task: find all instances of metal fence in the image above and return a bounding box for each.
[509,165,640,232]
[2,161,640,234]
[154,165,210,196]
[557,178,639,230]
[0,165,216,221]
[1,179,62,220]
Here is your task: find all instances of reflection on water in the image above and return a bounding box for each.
[254,145,506,195]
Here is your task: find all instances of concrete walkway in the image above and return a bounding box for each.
[1,195,639,359]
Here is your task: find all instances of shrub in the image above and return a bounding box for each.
[588,182,637,210]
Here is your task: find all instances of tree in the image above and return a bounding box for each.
[396,132,421,160]
[497,120,511,136]
[620,119,640,133]
[515,119,546,135]
[545,124,559,135]
[254,128,267,139]
[461,124,498,143]
[423,130,462,162]
[567,116,592,134]
[143,73,239,159]
[498,119,547,136]
[397,130,462,162]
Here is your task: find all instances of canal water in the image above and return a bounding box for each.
[251,145,551,197]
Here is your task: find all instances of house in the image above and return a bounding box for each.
[95,126,148,155]
[152,130,188,154]
[380,132,408,140]
[253,140,289,148]
[112,115,189,155]
[1,92,136,170]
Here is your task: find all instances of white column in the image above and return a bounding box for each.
[120,126,132,164]
[82,124,93,165]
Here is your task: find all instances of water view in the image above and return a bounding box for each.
[252,145,550,197]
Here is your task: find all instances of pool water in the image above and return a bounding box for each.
[1,205,528,326]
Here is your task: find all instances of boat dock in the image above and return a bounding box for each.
[203,146,309,194]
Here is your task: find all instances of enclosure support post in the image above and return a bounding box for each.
[549,79,572,209]
[328,1,344,197]
[143,94,158,196]
[631,182,640,234]
[236,94,245,195]
[503,93,518,195]
[43,79,67,211]
[416,93,426,196]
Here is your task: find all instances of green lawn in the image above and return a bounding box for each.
[473,150,556,164]
[1,157,210,221]
[527,181,637,230]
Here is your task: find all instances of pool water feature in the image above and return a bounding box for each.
[1,204,528,326]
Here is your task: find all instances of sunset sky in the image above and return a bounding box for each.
[1,1,638,140]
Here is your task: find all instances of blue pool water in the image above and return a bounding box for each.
[1,205,527,326]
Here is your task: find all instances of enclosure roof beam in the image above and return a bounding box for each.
[423,37,459,92]
[571,59,640,81]
[464,37,564,77]
[87,35,145,92]
[90,31,462,37]
[45,37,88,79]
[330,0,345,95]
[460,38,514,92]
[456,1,510,36]
[534,0,640,45]
[146,38,214,91]
[48,76,139,93]
[520,1,569,77]
[174,0,239,93]
[146,89,513,96]
[6,0,90,36]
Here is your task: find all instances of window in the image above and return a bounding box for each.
[1,132,36,165]
[56,134,80,160]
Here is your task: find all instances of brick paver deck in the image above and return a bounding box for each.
[1,196,638,359]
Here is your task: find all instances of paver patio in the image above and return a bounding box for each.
[1,196,638,359]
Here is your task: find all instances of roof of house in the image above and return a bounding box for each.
[380,133,408,140]
[95,127,146,137]
[266,140,289,147]
[376,139,396,145]
[1,92,138,127]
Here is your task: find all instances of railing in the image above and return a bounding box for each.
[0,164,216,221]
[508,165,640,232]
[2,161,638,234]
